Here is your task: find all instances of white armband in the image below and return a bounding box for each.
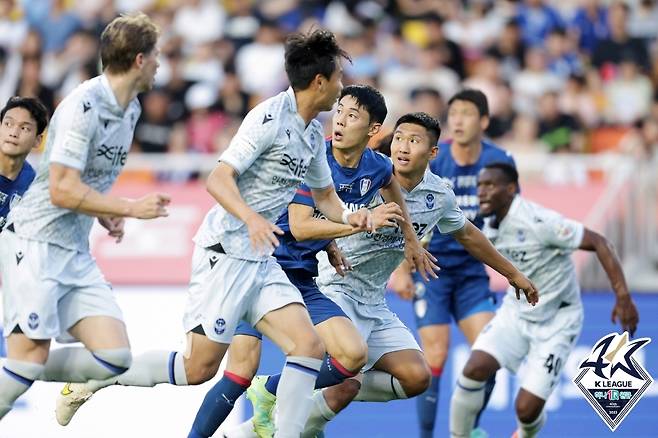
[341,209,352,225]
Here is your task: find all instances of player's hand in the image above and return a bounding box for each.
[130,193,170,219]
[509,272,539,306]
[405,239,439,282]
[388,265,415,300]
[245,211,284,255]
[371,202,405,231]
[347,208,373,232]
[98,216,125,243]
[612,293,639,337]
[326,240,352,277]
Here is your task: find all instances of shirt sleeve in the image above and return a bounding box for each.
[49,98,98,171]
[219,101,279,175]
[437,189,467,234]
[539,214,584,250]
[290,184,316,208]
[303,134,333,189]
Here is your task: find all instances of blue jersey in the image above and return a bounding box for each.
[0,161,35,231]
[427,140,515,276]
[274,140,393,276]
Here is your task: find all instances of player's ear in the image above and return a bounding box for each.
[314,74,326,91]
[480,114,490,131]
[428,144,438,160]
[367,122,381,137]
[134,52,145,69]
[32,133,43,150]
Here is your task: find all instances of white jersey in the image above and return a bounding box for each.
[193,87,333,261]
[8,75,140,252]
[317,170,466,304]
[484,196,584,322]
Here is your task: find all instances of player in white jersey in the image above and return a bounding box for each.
[235,113,537,438]
[55,30,435,438]
[0,13,169,422]
[449,163,639,438]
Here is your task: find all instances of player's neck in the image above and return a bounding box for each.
[395,168,424,192]
[0,153,26,181]
[493,201,513,227]
[450,138,482,166]
[294,89,320,125]
[104,72,138,110]
[332,144,366,168]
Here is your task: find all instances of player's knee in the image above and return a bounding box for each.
[515,399,543,424]
[290,331,325,359]
[93,348,132,378]
[401,361,431,397]
[423,343,448,369]
[332,338,367,371]
[461,354,494,382]
[327,379,361,408]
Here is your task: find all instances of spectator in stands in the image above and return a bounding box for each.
[486,81,516,140]
[15,55,54,115]
[603,57,653,125]
[184,82,228,155]
[22,0,81,53]
[443,0,503,59]
[133,88,179,154]
[512,46,562,115]
[620,117,658,159]
[486,18,526,82]
[545,27,582,79]
[569,0,609,54]
[537,91,584,153]
[627,0,658,41]
[463,52,505,115]
[558,74,599,128]
[409,87,445,122]
[172,0,226,49]
[0,0,28,51]
[592,1,651,77]
[515,0,564,47]
[423,13,465,79]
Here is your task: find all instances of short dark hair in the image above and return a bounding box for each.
[374,132,393,157]
[484,162,519,185]
[394,112,441,147]
[448,88,489,117]
[340,84,387,124]
[1,96,49,135]
[284,28,351,90]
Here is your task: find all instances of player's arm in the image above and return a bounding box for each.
[452,221,539,305]
[310,184,374,230]
[381,177,438,281]
[579,228,638,335]
[206,162,283,253]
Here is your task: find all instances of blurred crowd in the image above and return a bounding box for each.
[1,0,657,162]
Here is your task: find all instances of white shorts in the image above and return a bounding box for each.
[182,244,304,344]
[472,299,583,400]
[323,289,421,371]
[0,230,123,342]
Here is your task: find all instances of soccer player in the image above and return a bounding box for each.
[388,89,516,437]
[55,31,433,438]
[449,163,639,438]
[0,13,170,421]
[237,113,538,438]
[206,84,430,438]
[0,96,48,359]
[0,97,47,231]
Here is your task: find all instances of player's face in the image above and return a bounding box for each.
[447,100,486,146]
[136,47,160,93]
[332,95,373,150]
[477,168,511,216]
[0,107,40,158]
[318,59,343,111]
[391,123,437,176]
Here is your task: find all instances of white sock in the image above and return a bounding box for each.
[449,374,486,438]
[223,418,258,438]
[274,356,321,438]
[301,390,336,438]
[518,410,546,438]
[353,370,407,402]
[42,347,131,383]
[88,350,188,392]
[0,360,44,419]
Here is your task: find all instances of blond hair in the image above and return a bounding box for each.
[100,12,159,74]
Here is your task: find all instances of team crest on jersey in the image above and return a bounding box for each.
[0,191,7,205]
[516,229,525,242]
[425,193,435,209]
[27,312,39,330]
[214,318,226,335]
[573,332,652,431]
[360,178,372,196]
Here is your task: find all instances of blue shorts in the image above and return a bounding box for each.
[235,270,347,340]
[412,273,496,328]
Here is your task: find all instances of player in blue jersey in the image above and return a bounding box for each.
[389,89,516,438]
[0,96,48,360]
[0,97,48,231]
[198,84,433,438]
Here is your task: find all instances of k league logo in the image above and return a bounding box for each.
[573,332,653,431]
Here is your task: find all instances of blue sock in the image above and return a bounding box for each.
[188,371,250,438]
[264,354,356,395]
[474,374,496,428]
[417,367,441,438]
